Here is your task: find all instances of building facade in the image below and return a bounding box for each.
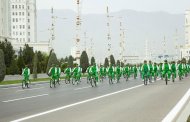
[181,10,190,60]
[0,0,10,41]
[10,0,37,44]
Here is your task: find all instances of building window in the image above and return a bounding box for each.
[15,12,17,16]
[28,13,30,16]
[23,25,25,29]
[20,32,22,35]
[28,38,30,42]
[28,19,30,23]
[19,12,21,16]
[22,5,24,9]
[22,12,24,16]
[20,25,22,29]
[12,5,14,9]
[15,5,17,9]
[19,5,21,9]
[28,25,30,29]
[12,18,15,22]
[16,18,18,22]
[13,26,15,29]
[12,12,14,15]
[28,6,30,10]
[28,32,30,36]
[23,38,25,42]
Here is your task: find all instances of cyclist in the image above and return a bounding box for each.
[72,64,80,84]
[124,64,130,80]
[99,65,105,82]
[22,65,31,86]
[64,65,72,83]
[48,64,58,87]
[141,60,150,84]
[153,63,158,81]
[57,65,61,84]
[133,64,138,79]
[86,65,92,83]
[178,60,183,80]
[162,60,171,81]
[91,63,98,86]
[107,64,115,84]
[115,64,122,83]
[148,61,154,82]
[159,63,163,79]
[171,61,177,81]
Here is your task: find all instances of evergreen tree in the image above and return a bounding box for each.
[110,55,116,66]
[68,55,74,68]
[0,49,6,82]
[116,60,120,66]
[9,56,19,75]
[17,48,25,74]
[91,57,95,65]
[46,51,59,73]
[23,44,34,70]
[65,56,69,63]
[33,52,38,79]
[80,51,89,73]
[104,57,109,68]
[0,39,15,68]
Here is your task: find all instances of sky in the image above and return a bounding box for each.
[36,0,190,14]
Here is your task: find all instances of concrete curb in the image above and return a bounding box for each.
[0,77,87,88]
[0,81,49,88]
[176,98,190,122]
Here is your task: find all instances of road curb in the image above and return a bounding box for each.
[176,97,190,122]
[0,77,87,88]
[0,81,49,88]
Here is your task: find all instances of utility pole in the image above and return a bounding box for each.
[163,36,166,59]
[106,6,112,60]
[48,7,55,52]
[118,17,126,63]
[75,0,82,64]
[83,32,88,52]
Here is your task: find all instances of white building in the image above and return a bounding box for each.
[0,0,10,41]
[9,0,49,53]
[181,10,190,60]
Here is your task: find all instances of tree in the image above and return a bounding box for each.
[80,51,89,73]
[17,48,25,74]
[33,52,38,79]
[110,55,115,66]
[188,59,190,65]
[61,63,68,72]
[23,44,34,70]
[68,55,74,68]
[116,60,120,66]
[65,56,69,63]
[8,56,19,75]
[104,57,109,68]
[91,57,95,65]
[0,39,15,68]
[46,51,59,73]
[0,49,6,82]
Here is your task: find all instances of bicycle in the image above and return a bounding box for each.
[50,78,56,88]
[72,74,80,85]
[144,73,148,85]
[165,73,168,85]
[22,79,30,89]
[90,75,97,87]
[65,74,71,84]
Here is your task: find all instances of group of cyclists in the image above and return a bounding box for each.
[21,59,190,89]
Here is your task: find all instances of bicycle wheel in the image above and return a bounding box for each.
[50,79,53,88]
[165,75,168,85]
[53,80,56,88]
[72,78,76,85]
[22,80,25,89]
[90,78,94,87]
[172,74,175,82]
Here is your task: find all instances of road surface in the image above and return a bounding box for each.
[0,76,190,122]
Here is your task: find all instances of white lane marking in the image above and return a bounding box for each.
[16,87,44,92]
[1,87,20,90]
[2,94,49,103]
[162,88,190,122]
[11,84,144,122]
[74,86,91,90]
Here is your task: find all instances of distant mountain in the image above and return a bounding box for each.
[37,9,185,62]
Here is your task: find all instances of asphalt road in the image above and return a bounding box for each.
[0,76,190,122]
